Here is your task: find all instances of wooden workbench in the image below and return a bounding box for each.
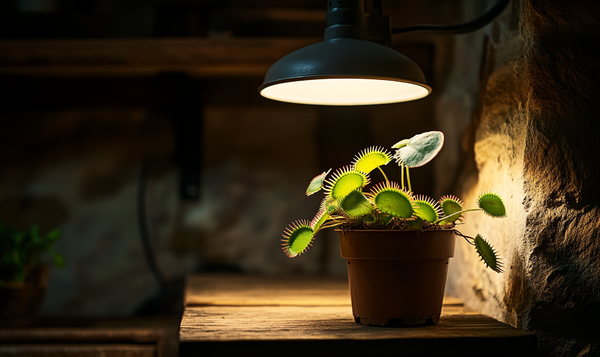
[179,274,536,356]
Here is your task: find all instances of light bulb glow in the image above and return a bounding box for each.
[260,78,430,106]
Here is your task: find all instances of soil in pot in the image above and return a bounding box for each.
[339,229,455,327]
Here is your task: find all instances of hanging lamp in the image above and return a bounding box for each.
[258,0,510,106]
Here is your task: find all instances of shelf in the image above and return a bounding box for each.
[180,273,537,357]
[0,38,320,77]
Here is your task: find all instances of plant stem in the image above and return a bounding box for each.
[436,208,482,223]
[406,166,412,193]
[401,164,405,189]
[317,222,344,232]
[378,166,389,185]
[453,230,475,245]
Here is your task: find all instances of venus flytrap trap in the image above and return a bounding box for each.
[282,131,507,273]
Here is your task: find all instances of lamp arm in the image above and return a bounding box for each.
[391,0,510,35]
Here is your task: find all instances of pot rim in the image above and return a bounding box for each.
[334,228,455,232]
[338,229,456,259]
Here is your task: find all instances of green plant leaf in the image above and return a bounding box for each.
[378,213,394,226]
[477,191,506,218]
[52,252,65,268]
[282,220,314,258]
[391,138,410,149]
[13,232,24,245]
[46,229,61,243]
[48,246,64,268]
[310,210,330,232]
[352,147,392,174]
[325,166,369,199]
[474,234,503,273]
[340,190,373,218]
[362,214,377,224]
[413,195,441,223]
[30,224,40,240]
[306,169,331,196]
[320,197,341,214]
[438,195,464,224]
[406,217,424,230]
[394,131,444,168]
[371,182,413,218]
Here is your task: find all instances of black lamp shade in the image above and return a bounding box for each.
[259,38,431,106]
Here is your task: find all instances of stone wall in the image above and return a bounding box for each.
[444,1,600,356]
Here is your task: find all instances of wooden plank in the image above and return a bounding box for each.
[184,274,463,307]
[185,274,350,306]
[0,344,155,357]
[0,38,321,77]
[0,318,179,357]
[180,305,483,341]
[179,305,536,356]
[0,328,163,343]
[0,38,435,80]
[180,274,537,356]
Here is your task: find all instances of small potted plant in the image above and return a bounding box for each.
[0,222,63,326]
[282,131,506,326]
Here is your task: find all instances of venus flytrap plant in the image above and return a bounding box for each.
[282,131,507,273]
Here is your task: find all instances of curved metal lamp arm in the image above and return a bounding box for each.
[391,0,510,35]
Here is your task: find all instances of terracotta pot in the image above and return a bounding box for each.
[0,266,49,326]
[338,229,455,327]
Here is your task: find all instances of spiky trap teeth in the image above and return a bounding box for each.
[352,146,392,174]
[370,181,413,218]
[282,220,314,258]
[438,195,464,225]
[306,169,331,196]
[413,195,442,223]
[440,195,464,207]
[310,209,329,232]
[477,190,506,218]
[474,234,504,273]
[324,166,369,199]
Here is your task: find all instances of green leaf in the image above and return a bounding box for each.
[406,217,424,230]
[48,246,64,268]
[13,233,24,245]
[320,197,341,214]
[310,210,330,232]
[352,147,392,174]
[474,234,503,273]
[282,220,315,258]
[340,190,373,218]
[325,166,369,199]
[378,213,394,226]
[306,169,331,196]
[477,191,506,218]
[391,138,410,149]
[52,252,65,268]
[362,214,377,224]
[438,195,464,224]
[371,182,413,218]
[394,131,444,168]
[12,250,21,265]
[413,195,441,223]
[46,229,61,243]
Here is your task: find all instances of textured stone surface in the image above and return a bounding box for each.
[445,1,600,356]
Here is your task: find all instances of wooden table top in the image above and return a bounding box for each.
[179,273,536,357]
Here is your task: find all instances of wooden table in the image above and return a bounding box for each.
[179,274,536,357]
[0,316,179,357]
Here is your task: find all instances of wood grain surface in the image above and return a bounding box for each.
[184,273,463,307]
[0,38,319,77]
[180,274,537,356]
